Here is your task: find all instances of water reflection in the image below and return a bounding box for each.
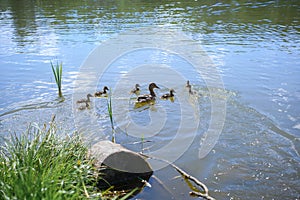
[1,0,299,49]
[9,0,37,47]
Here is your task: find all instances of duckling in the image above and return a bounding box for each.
[186,80,191,88]
[94,86,109,97]
[188,85,194,95]
[161,89,175,99]
[76,93,93,103]
[130,84,141,95]
[78,101,90,110]
[136,82,160,103]
[186,80,194,95]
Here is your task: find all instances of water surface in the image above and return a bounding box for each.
[0,1,299,199]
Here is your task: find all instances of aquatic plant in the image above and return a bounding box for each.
[106,89,115,143]
[51,61,63,97]
[141,133,144,153]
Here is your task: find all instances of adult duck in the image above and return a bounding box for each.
[76,93,93,103]
[136,82,160,103]
[130,84,141,95]
[161,89,175,99]
[94,86,109,97]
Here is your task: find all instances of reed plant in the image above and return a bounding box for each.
[0,118,128,200]
[51,61,63,97]
[141,133,144,153]
[106,90,115,143]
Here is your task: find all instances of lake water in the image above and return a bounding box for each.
[0,0,299,199]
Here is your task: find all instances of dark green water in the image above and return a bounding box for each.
[0,1,299,199]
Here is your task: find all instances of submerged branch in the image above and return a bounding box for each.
[140,153,215,200]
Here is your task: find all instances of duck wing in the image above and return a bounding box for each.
[137,94,154,102]
[137,94,149,100]
[94,91,102,96]
[161,93,170,99]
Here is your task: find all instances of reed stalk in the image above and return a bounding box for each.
[106,90,115,143]
[51,61,63,97]
[141,133,144,153]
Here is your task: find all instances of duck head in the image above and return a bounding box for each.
[149,82,160,90]
[148,83,160,97]
[170,89,175,95]
[186,80,191,87]
[103,86,109,92]
[135,83,141,89]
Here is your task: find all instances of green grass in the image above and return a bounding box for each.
[51,61,63,97]
[0,120,103,200]
[0,118,139,200]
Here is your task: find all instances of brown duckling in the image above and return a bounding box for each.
[161,89,175,99]
[136,82,160,103]
[76,93,93,103]
[188,85,194,95]
[130,83,141,95]
[78,101,90,110]
[186,80,191,88]
[186,80,194,95]
[94,86,109,97]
